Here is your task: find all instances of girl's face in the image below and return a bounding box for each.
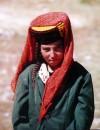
[40,40,64,70]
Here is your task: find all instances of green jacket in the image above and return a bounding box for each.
[12,62,94,130]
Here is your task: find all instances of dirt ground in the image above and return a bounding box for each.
[0,0,100,129]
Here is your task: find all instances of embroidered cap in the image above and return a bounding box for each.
[31,22,64,44]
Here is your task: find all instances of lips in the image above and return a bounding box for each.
[49,60,55,62]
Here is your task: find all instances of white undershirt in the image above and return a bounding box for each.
[38,63,53,84]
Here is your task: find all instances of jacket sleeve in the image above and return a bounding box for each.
[12,74,31,130]
[66,73,95,130]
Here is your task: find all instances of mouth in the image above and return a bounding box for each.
[49,60,55,62]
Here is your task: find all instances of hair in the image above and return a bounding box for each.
[35,42,44,63]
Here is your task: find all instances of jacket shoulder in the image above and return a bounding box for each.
[19,64,35,78]
[70,61,90,79]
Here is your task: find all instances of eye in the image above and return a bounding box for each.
[42,47,50,52]
[55,46,64,52]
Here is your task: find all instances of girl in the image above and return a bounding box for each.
[11,12,94,130]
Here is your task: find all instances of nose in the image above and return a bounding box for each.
[50,50,55,58]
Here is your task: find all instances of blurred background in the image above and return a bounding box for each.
[0,0,100,129]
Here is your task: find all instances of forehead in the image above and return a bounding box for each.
[40,40,63,47]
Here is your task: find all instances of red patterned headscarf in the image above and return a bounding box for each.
[11,12,74,121]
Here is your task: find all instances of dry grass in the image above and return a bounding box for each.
[0,0,100,129]
[80,0,100,4]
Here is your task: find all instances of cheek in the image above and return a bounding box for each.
[41,50,48,60]
[57,52,64,59]
[56,53,64,63]
[60,56,64,62]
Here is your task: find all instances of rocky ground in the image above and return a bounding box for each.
[0,0,100,129]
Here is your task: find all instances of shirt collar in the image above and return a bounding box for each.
[38,63,49,84]
[47,65,54,74]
